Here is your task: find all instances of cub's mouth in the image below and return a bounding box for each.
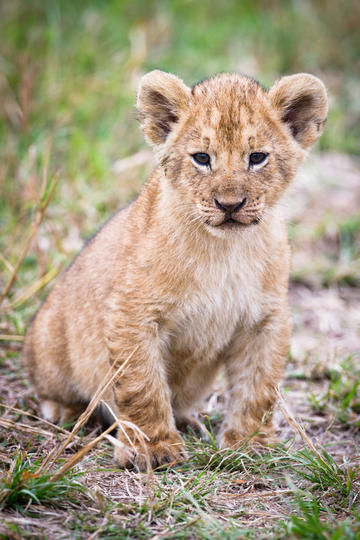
[214,217,261,229]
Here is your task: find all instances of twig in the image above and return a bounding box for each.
[0,172,59,305]
[275,386,324,461]
[50,420,119,481]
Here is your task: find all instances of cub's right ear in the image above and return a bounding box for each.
[137,70,191,147]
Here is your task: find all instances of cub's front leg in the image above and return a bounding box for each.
[104,295,185,470]
[218,306,291,449]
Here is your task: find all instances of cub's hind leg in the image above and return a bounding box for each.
[40,400,85,425]
[171,359,221,439]
[23,309,87,427]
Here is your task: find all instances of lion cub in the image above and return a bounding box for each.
[24,70,327,469]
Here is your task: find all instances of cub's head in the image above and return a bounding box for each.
[137,70,327,235]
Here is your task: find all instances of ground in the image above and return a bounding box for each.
[1,151,359,539]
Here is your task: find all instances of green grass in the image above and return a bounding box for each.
[0,450,86,511]
[282,493,360,540]
[308,355,360,427]
[290,210,360,287]
[292,448,356,501]
[1,419,360,538]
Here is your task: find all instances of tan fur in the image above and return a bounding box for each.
[23,71,328,469]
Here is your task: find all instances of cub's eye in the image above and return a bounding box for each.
[192,152,211,166]
[249,152,268,166]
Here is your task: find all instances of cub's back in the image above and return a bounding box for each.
[24,205,133,395]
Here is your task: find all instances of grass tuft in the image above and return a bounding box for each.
[284,492,360,540]
[292,448,357,501]
[0,449,86,511]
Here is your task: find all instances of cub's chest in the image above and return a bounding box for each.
[162,255,265,361]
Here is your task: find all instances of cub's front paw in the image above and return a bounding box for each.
[114,431,186,471]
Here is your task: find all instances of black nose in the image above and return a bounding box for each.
[214,198,247,213]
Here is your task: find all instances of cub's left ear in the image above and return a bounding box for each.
[137,70,191,147]
[269,74,328,149]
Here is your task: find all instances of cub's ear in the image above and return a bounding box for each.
[137,70,191,146]
[269,74,328,149]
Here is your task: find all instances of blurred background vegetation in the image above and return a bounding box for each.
[0,0,359,331]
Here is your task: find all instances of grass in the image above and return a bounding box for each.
[290,210,360,288]
[0,450,86,511]
[292,448,356,500]
[308,355,360,427]
[282,493,360,540]
[1,415,359,538]
[1,0,360,538]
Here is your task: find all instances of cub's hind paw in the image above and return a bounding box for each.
[40,400,81,426]
[175,415,208,439]
[41,400,62,423]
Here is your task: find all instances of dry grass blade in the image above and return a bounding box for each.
[275,386,323,460]
[0,403,75,436]
[7,265,61,310]
[0,252,15,275]
[87,528,103,540]
[50,420,118,481]
[211,488,293,501]
[0,171,59,305]
[51,416,150,481]
[40,346,139,472]
[101,400,152,472]
[150,515,201,540]
[101,400,150,443]
[0,418,56,439]
[0,334,24,341]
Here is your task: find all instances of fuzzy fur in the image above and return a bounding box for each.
[23,71,328,469]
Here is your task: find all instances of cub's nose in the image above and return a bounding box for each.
[214,198,247,213]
